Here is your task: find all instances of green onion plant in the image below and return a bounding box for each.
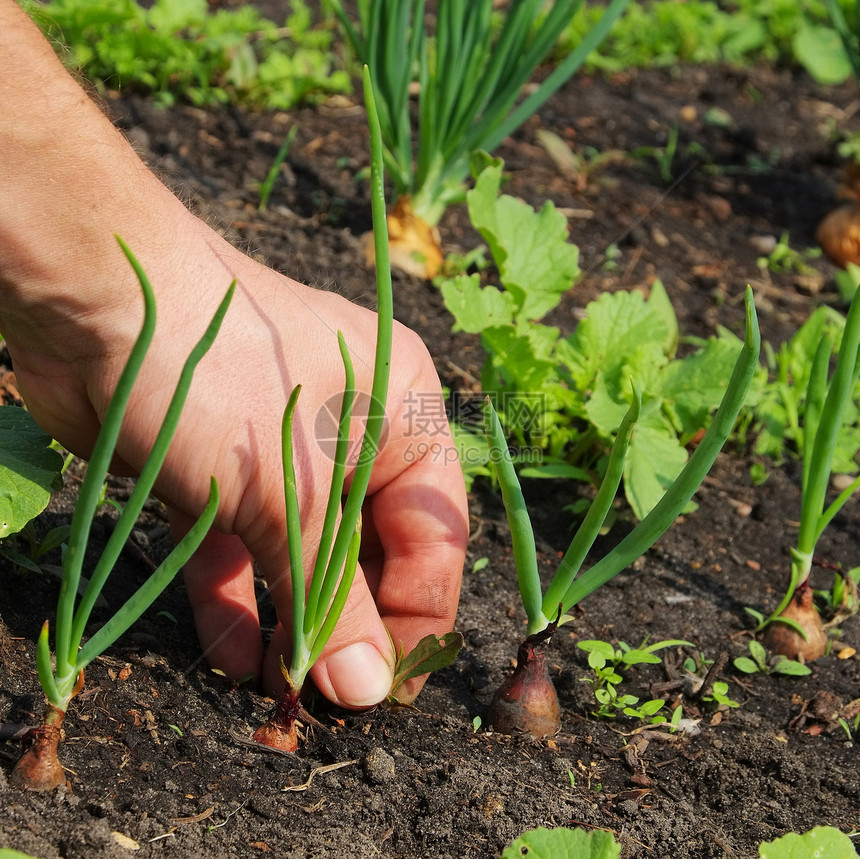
[11,238,234,791]
[251,65,394,751]
[485,288,760,738]
[754,284,860,662]
[334,0,630,228]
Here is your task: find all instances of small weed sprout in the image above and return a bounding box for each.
[485,290,760,737]
[756,232,821,276]
[11,238,233,790]
[701,681,740,710]
[577,638,691,721]
[733,640,811,677]
[258,125,297,212]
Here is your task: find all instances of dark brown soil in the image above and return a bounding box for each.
[2,57,860,858]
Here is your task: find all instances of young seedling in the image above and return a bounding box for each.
[701,681,740,710]
[333,0,629,274]
[838,710,860,743]
[485,289,760,737]
[577,638,691,721]
[11,238,233,791]
[258,125,297,213]
[751,285,860,661]
[251,67,394,751]
[733,640,811,677]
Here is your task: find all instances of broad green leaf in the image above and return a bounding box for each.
[439,273,514,333]
[518,462,592,481]
[834,424,860,474]
[789,306,844,367]
[147,0,207,32]
[482,324,559,393]
[733,657,760,674]
[467,161,579,321]
[758,826,858,859]
[634,698,665,716]
[792,24,852,85]
[577,640,616,664]
[563,291,667,390]
[621,649,663,665]
[389,631,464,697]
[748,639,768,666]
[584,376,631,437]
[770,658,812,677]
[0,407,64,539]
[450,422,491,491]
[661,336,744,435]
[623,415,689,521]
[646,279,678,357]
[502,826,621,859]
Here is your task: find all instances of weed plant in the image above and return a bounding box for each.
[440,157,752,519]
[502,824,859,858]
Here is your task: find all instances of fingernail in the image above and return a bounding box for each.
[326,642,393,707]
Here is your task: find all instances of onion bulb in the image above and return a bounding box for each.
[488,627,560,738]
[762,587,828,662]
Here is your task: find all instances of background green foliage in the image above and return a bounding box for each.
[23,0,350,108]
[23,0,860,110]
[566,0,849,74]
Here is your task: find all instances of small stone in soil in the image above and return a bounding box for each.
[363,747,396,784]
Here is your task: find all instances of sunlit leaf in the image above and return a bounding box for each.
[501,826,621,859]
[0,407,63,539]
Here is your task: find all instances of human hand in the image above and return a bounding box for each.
[0,0,468,709]
[7,220,468,709]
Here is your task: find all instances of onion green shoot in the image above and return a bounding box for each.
[12,238,233,790]
[486,287,760,637]
[334,0,630,226]
[287,65,392,691]
[753,281,860,638]
[485,288,759,738]
[253,65,393,747]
